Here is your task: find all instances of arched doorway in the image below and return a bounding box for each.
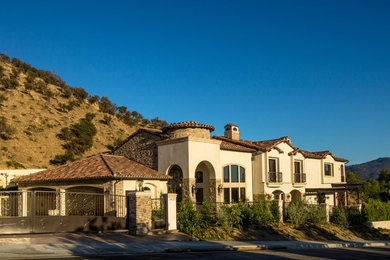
[272,190,285,201]
[194,161,216,205]
[291,190,302,202]
[167,165,183,203]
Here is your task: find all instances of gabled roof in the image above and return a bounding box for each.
[213,135,295,152]
[288,148,349,162]
[12,154,171,184]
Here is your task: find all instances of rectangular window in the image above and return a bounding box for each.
[231,188,239,203]
[240,167,245,182]
[196,188,203,203]
[341,165,345,182]
[240,188,246,201]
[324,163,333,176]
[269,158,277,172]
[231,165,238,183]
[223,166,229,182]
[224,188,230,203]
[195,171,203,183]
[294,161,301,174]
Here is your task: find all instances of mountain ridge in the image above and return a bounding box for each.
[346,157,390,180]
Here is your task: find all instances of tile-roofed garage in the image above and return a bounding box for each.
[12,154,171,185]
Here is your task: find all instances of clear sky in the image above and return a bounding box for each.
[0,0,389,165]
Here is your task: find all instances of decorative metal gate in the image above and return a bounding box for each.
[0,191,127,234]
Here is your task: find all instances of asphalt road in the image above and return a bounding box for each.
[12,246,390,260]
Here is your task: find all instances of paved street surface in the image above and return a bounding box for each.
[9,247,390,260]
[0,232,389,259]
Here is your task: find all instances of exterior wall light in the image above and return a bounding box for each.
[218,184,223,194]
[137,179,144,191]
[191,185,196,195]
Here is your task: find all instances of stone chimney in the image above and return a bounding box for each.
[224,123,239,140]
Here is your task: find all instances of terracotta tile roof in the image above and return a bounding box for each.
[213,135,294,152]
[162,121,215,132]
[12,154,171,184]
[225,123,238,127]
[289,149,349,162]
[219,140,256,152]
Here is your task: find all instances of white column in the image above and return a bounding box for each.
[22,190,28,217]
[60,189,66,216]
[278,199,284,223]
[163,193,177,231]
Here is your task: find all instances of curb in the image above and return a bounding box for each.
[165,242,390,253]
[166,245,287,253]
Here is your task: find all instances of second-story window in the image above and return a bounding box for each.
[268,158,282,183]
[294,160,305,183]
[341,165,345,182]
[324,163,333,176]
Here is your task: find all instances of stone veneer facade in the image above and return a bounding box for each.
[128,192,152,236]
[113,131,162,170]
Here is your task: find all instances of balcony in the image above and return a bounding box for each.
[294,172,306,184]
[268,172,282,183]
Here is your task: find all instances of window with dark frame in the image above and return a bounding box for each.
[195,171,203,183]
[324,163,332,176]
[240,167,245,182]
[223,166,229,182]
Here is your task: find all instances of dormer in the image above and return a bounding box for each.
[224,123,239,140]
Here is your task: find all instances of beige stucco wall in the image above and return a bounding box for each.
[220,150,253,201]
[0,169,45,187]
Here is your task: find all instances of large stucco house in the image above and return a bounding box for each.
[112,121,352,207]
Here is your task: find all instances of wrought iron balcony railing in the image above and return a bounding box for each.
[294,172,306,183]
[268,172,282,183]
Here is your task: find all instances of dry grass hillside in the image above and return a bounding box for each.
[0,55,167,169]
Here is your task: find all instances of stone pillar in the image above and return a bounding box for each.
[128,191,152,236]
[163,193,177,231]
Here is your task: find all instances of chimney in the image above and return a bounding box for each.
[224,123,239,140]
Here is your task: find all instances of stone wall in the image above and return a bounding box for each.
[113,132,161,170]
[167,128,211,139]
[128,192,152,236]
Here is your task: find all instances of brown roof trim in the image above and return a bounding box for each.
[289,148,349,162]
[213,135,261,150]
[162,121,215,132]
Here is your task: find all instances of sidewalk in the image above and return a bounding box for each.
[0,232,389,259]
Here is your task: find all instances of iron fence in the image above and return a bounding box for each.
[294,172,306,183]
[268,172,283,183]
[151,197,165,229]
[0,191,127,218]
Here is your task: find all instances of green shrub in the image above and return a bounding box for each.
[85,113,96,122]
[0,94,7,105]
[72,87,88,100]
[348,208,365,225]
[251,198,275,225]
[50,151,75,165]
[177,198,200,235]
[217,203,244,229]
[285,201,308,226]
[0,116,16,140]
[101,115,112,125]
[87,95,100,104]
[270,200,281,223]
[331,207,349,227]
[6,160,25,169]
[0,77,18,89]
[364,199,390,221]
[307,204,327,225]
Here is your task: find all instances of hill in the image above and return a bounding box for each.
[346,157,390,180]
[0,53,167,169]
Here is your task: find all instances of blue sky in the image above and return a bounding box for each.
[0,0,389,164]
